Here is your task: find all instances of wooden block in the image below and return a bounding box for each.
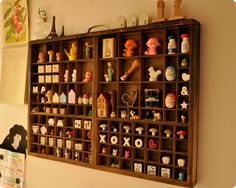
[52,64,59,72]
[38,65,45,73]
[38,75,45,83]
[45,65,52,73]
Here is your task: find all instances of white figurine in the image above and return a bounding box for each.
[64,70,68,82]
[148,66,162,81]
[71,69,77,82]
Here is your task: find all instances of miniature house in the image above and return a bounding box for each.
[97,93,109,117]
[52,92,60,103]
[68,89,76,104]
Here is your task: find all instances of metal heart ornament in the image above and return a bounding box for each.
[121,89,137,107]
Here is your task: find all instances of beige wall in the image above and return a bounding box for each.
[0,0,236,188]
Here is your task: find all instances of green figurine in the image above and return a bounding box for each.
[104,61,114,82]
[181,58,188,67]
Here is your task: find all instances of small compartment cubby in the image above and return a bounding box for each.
[29,19,199,187]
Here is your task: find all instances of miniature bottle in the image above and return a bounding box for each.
[181,34,190,53]
[167,35,177,54]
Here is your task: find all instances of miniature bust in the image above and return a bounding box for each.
[71,69,77,82]
[56,52,62,62]
[37,52,45,63]
[83,71,92,82]
[64,70,68,82]
[45,90,53,103]
[64,42,77,61]
[104,62,114,82]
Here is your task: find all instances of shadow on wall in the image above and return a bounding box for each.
[0,124,27,154]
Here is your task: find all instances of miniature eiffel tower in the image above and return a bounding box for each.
[47,16,58,39]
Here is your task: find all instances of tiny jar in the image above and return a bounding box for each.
[78,95,83,105]
[83,93,90,105]
[181,34,190,53]
[167,35,177,54]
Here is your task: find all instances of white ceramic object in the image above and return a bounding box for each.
[32,125,39,134]
[162,156,171,165]
[177,158,186,167]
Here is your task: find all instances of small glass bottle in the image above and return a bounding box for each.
[181,34,190,53]
[167,35,177,54]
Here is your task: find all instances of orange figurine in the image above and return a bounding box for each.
[123,39,137,57]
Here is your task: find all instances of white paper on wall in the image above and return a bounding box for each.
[0,148,25,188]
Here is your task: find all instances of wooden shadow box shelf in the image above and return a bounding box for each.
[28,19,200,187]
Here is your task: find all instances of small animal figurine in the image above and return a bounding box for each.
[104,62,114,82]
[130,110,139,119]
[37,52,45,63]
[144,37,161,55]
[64,42,78,61]
[123,39,137,57]
[83,71,92,82]
[148,66,162,81]
[112,149,118,156]
[120,110,127,119]
[152,111,161,121]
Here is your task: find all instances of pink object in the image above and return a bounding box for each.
[165,93,176,109]
[83,71,92,82]
[144,37,161,55]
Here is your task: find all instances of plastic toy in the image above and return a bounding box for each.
[83,71,92,82]
[130,110,139,119]
[64,42,77,61]
[104,62,114,82]
[37,52,45,63]
[152,111,161,121]
[148,66,162,81]
[85,42,93,59]
[123,39,137,57]
[56,52,62,62]
[144,37,161,55]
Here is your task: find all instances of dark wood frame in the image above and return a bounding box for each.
[28,19,200,187]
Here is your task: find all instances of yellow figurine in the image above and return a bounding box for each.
[64,42,78,61]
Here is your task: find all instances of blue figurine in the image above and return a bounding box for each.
[178,171,184,181]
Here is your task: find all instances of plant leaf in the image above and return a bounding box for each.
[14,0,21,6]
[11,25,16,34]
[4,18,12,28]
[5,27,13,41]
[4,8,12,19]
[23,12,27,23]
[20,7,25,15]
